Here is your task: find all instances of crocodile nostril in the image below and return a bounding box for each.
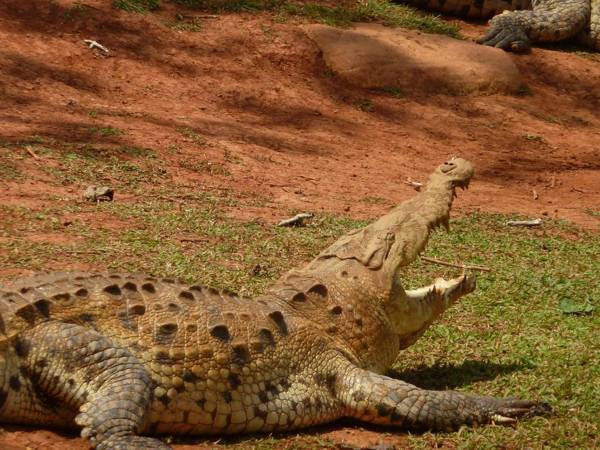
[441,162,456,173]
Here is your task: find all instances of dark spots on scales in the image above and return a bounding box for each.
[232,343,250,365]
[314,373,337,396]
[329,305,343,315]
[182,370,199,383]
[9,375,21,392]
[122,282,137,292]
[15,304,37,324]
[128,304,146,316]
[258,391,268,403]
[74,288,89,298]
[167,303,181,313]
[33,299,51,318]
[155,322,178,344]
[292,292,307,302]
[141,283,156,294]
[227,373,241,389]
[178,290,194,301]
[377,402,394,417]
[254,405,268,419]
[52,293,73,305]
[268,311,288,335]
[307,283,328,298]
[13,338,31,358]
[102,285,122,297]
[210,324,231,342]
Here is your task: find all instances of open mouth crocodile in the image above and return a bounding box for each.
[0,158,550,449]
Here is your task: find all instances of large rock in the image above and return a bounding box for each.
[303,24,523,95]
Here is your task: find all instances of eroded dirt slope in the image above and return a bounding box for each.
[2,1,600,228]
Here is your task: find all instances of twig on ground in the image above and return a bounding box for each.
[180,237,209,243]
[277,213,313,227]
[84,39,109,54]
[420,256,491,272]
[25,146,40,163]
[405,178,423,191]
[63,249,103,255]
[506,218,542,227]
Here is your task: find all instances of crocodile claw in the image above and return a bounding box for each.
[490,398,553,423]
[477,23,531,53]
[491,414,516,424]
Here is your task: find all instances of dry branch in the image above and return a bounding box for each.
[420,256,491,272]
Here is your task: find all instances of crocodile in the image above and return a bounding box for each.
[402,0,600,51]
[0,158,550,449]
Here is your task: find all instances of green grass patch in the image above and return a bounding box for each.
[174,0,460,37]
[177,126,206,145]
[179,158,231,176]
[167,15,203,32]
[113,0,161,13]
[89,126,124,137]
[0,194,597,448]
[360,195,389,205]
[1,138,165,189]
[0,152,23,181]
[586,209,600,218]
[380,86,405,98]
[43,151,167,187]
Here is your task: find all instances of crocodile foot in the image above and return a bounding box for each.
[477,14,531,53]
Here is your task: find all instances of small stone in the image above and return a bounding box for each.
[83,186,114,202]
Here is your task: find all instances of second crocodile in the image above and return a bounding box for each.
[403,0,599,51]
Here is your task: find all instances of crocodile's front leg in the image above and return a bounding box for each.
[478,0,590,51]
[340,365,551,430]
[577,0,600,49]
[5,321,169,450]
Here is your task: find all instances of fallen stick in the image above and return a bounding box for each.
[84,39,109,54]
[420,256,491,272]
[506,218,542,227]
[25,146,40,162]
[277,213,313,227]
[405,179,423,191]
[180,238,209,243]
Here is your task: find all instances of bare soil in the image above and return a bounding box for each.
[0,0,599,448]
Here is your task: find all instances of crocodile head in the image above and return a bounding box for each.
[429,158,474,194]
[382,157,476,351]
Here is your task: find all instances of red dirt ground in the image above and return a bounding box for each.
[0,0,599,448]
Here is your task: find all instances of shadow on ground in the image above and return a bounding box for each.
[389,359,532,390]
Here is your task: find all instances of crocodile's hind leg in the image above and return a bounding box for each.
[4,321,169,449]
[339,365,551,430]
[477,0,590,51]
